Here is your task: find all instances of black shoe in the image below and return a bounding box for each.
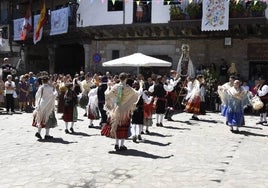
[167,117,174,121]
[88,124,94,128]
[233,129,240,134]
[141,131,145,134]
[191,115,199,120]
[159,122,164,127]
[145,130,150,134]
[65,129,70,134]
[256,121,264,125]
[132,136,138,143]
[119,145,127,151]
[114,144,120,151]
[70,127,74,133]
[138,135,142,140]
[44,135,53,139]
[156,123,161,127]
[83,113,87,117]
[35,132,42,139]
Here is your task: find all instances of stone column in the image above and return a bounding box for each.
[83,43,91,73]
[48,46,56,74]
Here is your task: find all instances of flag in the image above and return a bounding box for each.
[20,3,32,40]
[33,0,46,44]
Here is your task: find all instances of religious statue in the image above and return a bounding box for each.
[176,44,195,79]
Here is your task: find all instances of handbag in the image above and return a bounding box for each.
[13,91,18,98]
[250,96,264,110]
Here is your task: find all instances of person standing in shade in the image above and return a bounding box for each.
[4,75,16,114]
[33,75,58,140]
[101,72,142,151]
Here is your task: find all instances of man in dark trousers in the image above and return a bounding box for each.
[97,76,108,128]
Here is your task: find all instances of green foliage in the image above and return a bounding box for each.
[169,4,182,16]
[185,3,202,19]
[249,1,267,12]
[229,0,245,14]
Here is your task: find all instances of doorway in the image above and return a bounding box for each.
[249,61,268,80]
[55,43,85,76]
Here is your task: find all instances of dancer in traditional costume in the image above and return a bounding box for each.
[225,80,249,132]
[87,87,99,128]
[217,75,236,117]
[101,72,142,151]
[62,82,78,134]
[143,90,154,134]
[33,75,58,140]
[185,74,205,120]
[256,77,268,125]
[131,81,152,143]
[149,75,178,127]
[97,76,108,128]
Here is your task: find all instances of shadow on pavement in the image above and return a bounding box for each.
[146,132,172,137]
[242,125,262,130]
[163,125,191,130]
[69,132,91,137]
[143,140,171,146]
[88,126,101,130]
[236,130,268,137]
[108,149,174,159]
[38,137,78,144]
[170,120,194,125]
[191,119,218,123]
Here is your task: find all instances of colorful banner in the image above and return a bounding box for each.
[13,18,24,41]
[33,0,46,44]
[20,3,32,40]
[50,7,69,36]
[201,0,229,31]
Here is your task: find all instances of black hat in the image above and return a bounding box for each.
[101,76,108,83]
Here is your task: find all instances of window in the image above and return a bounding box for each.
[108,0,123,11]
[163,0,181,5]
[112,50,120,59]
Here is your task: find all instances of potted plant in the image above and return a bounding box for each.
[169,4,186,20]
[249,1,267,17]
[185,2,202,19]
[229,0,248,18]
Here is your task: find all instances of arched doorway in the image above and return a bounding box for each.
[55,43,85,76]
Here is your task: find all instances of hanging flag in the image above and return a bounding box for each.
[33,0,46,44]
[20,3,32,40]
[201,0,229,31]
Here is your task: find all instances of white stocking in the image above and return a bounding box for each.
[65,122,68,129]
[45,128,50,136]
[156,114,160,124]
[120,139,125,146]
[160,114,164,123]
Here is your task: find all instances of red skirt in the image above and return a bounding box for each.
[101,118,131,139]
[144,103,154,118]
[87,106,99,120]
[32,114,45,128]
[185,96,201,114]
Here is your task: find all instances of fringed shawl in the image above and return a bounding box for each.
[34,84,57,125]
[87,87,98,113]
[189,79,201,99]
[218,82,232,105]
[104,83,139,131]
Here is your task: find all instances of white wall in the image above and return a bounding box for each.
[77,0,170,27]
